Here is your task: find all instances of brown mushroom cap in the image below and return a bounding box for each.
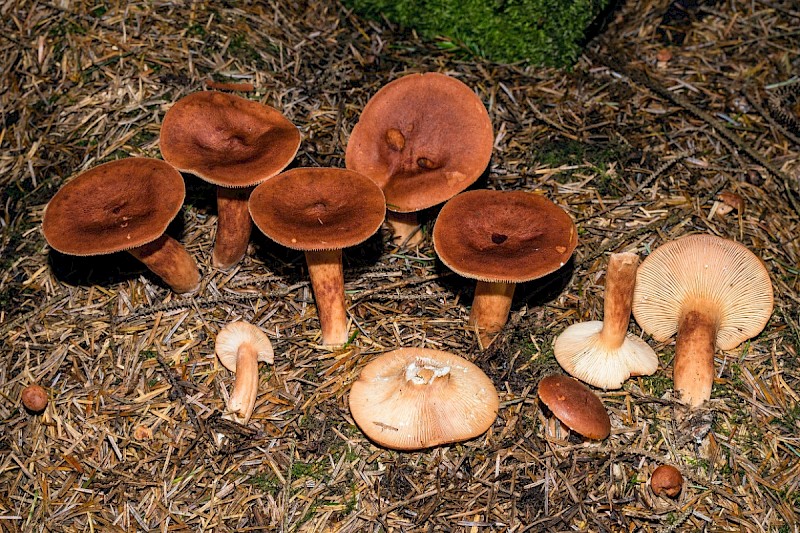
[632,234,773,350]
[433,190,577,283]
[651,464,683,498]
[215,321,274,371]
[42,158,185,256]
[21,384,48,413]
[345,72,493,212]
[249,167,386,251]
[537,374,611,440]
[159,91,300,188]
[349,348,499,450]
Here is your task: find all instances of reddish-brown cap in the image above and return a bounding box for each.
[537,374,610,440]
[632,234,773,350]
[43,158,185,256]
[345,72,493,212]
[433,190,577,283]
[249,167,386,251]
[160,91,300,188]
[651,464,683,498]
[21,384,48,413]
[349,348,499,450]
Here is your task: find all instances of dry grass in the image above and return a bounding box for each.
[2,0,800,531]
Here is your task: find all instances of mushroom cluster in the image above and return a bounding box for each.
[36,70,776,487]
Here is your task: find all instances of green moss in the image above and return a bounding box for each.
[343,0,611,67]
[248,473,281,495]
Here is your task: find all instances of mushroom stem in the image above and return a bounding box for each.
[129,234,200,293]
[469,281,516,348]
[213,186,254,270]
[228,343,259,423]
[386,211,423,247]
[674,307,719,407]
[597,252,639,349]
[305,249,348,346]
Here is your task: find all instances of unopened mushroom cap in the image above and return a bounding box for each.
[554,321,659,389]
[345,72,493,212]
[249,167,386,251]
[215,321,274,372]
[537,374,610,440]
[42,158,185,256]
[160,91,300,188]
[433,190,577,283]
[21,384,48,413]
[348,348,499,450]
[632,234,773,350]
[651,464,683,498]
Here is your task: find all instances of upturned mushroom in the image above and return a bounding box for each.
[537,374,610,440]
[160,91,300,269]
[632,234,773,407]
[349,348,499,450]
[42,158,200,293]
[215,321,274,423]
[249,167,385,346]
[433,189,577,348]
[554,252,658,389]
[345,72,493,246]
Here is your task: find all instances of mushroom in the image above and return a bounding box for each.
[554,252,658,389]
[42,158,200,293]
[537,374,610,440]
[160,91,300,269]
[433,190,577,348]
[650,464,683,498]
[632,234,773,407]
[345,72,493,246]
[348,348,499,450]
[21,384,48,413]
[215,321,274,423]
[249,167,385,346]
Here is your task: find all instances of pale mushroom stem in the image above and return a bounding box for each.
[470,281,516,349]
[305,249,348,346]
[674,307,718,407]
[213,186,254,270]
[386,211,423,247]
[129,234,200,294]
[597,252,640,349]
[228,342,259,423]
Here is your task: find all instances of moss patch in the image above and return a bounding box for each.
[343,0,611,67]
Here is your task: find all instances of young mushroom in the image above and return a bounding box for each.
[160,91,300,269]
[215,321,274,423]
[632,234,773,407]
[346,72,494,246]
[42,158,200,293]
[249,167,386,346]
[433,190,578,348]
[348,348,499,450]
[554,252,658,389]
[537,374,611,441]
[650,464,683,498]
[21,384,48,413]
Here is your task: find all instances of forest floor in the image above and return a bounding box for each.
[1,0,799,531]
